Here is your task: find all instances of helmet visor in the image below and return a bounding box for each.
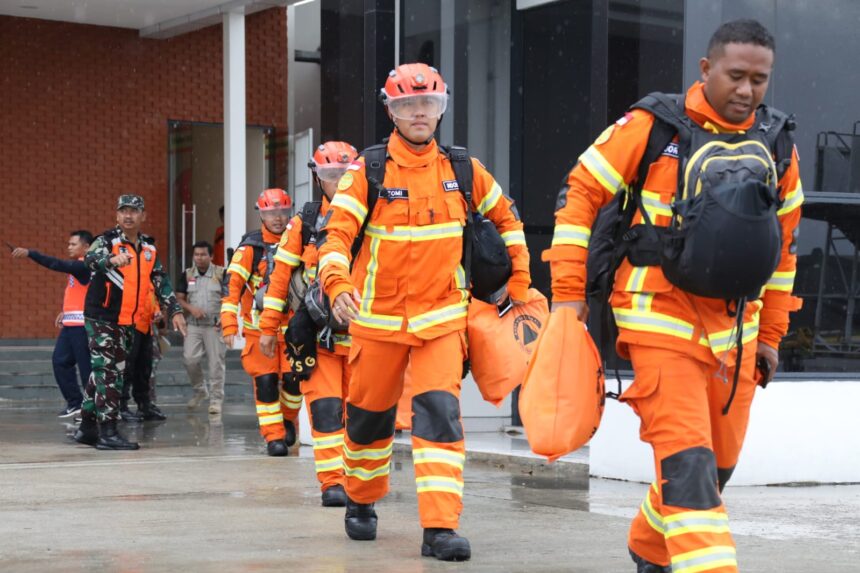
[386,93,448,121]
[315,164,349,183]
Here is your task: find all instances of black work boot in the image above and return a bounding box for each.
[73,416,98,446]
[629,549,671,573]
[321,484,348,507]
[283,420,297,447]
[138,402,167,421]
[266,439,289,456]
[421,528,471,561]
[119,403,141,423]
[96,420,140,450]
[344,498,378,540]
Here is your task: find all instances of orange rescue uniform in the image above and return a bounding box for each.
[259,197,351,492]
[545,82,803,571]
[221,226,301,443]
[318,131,530,529]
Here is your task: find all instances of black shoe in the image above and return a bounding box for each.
[73,416,98,446]
[421,528,471,561]
[119,406,142,423]
[283,420,297,447]
[344,498,377,540]
[629,549,671,573]
[322,485,348,507]
[266,439,289,456]
[138,403,167,421]
[95,420,140,450]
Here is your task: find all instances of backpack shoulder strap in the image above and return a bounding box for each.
[238,230,265,274]
[299,200,323,247]
[440,145,475,287]
[353,142,389,264]
[755,104,797,181]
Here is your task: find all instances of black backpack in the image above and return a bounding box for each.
[359,143,512,302]
[220,230,278,308]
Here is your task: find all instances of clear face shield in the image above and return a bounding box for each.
[259,208,291,222]
[314,164,350,183]
[385,93,448,121]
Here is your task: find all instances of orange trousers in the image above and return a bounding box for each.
[241,336,303,442]
[304,347,350,492]
[622,343,758,572]
[395,361,414,430]
[344,331,467,529]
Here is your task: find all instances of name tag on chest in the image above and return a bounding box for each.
[384,188,409,200]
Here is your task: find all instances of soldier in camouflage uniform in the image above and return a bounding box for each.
[74,195,186,450]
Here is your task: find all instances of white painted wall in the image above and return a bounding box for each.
[589,380,860,486]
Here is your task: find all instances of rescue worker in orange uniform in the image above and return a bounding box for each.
[317,63,530,561]
[220,189,302,456]
[546,21,802,572]
[258,141,359,508]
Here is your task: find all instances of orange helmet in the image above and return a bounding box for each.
[379,63,448,120]
[255,188,292,211]
[310,141,358,183]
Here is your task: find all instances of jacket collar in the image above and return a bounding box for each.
[685,81,756,133]
[387,130,439,168]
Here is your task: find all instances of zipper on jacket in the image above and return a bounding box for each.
[130,241,141,324]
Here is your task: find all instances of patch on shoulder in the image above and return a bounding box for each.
[615,112,634,127]
[337,172,354,191]
[594,124,615,146]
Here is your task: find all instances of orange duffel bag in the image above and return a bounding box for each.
[519,307,605,462]
[467,288,549,407]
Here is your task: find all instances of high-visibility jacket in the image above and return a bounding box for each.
[318,131,530,345]
[544,82,803,363]
[62,257,88,327]
[259,197,351,354]
[134,291,158,334]
[220,226,288,340]
[84,227,180,326]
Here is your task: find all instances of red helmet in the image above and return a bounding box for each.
[379,63,448,120]
[255,188,292,211]
[312,141,358,167]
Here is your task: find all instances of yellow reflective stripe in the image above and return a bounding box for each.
[624,266,649,292]
[631,292,654,313]
[671,546,737,573]
[258,413,284,426]
[263,296,286,312]
[220,302,239,314]
[274,248,302,266]
[706,320,760,354]
[641,491,665,534]
[454,264,468,302]
[256,403,281,414]
[315,457,344,473]
[250,276,262,288]
[319,251,350,271]
[365,221,463,242]
[330,193,368,223]
[412,448,466,469]
[360,237,381,315]
[304,266,318,282]
[777,183,804,216]
[343,443,393,461]
[228,263,251,281]
[415,476,464,496]
[580,145,625,195]
[664,510,730,539]
[344,464,390,481]
[551,224,591,248]
[614,308,695,339]
[243,319,260,331]
[500,229,526,247]
[640,189,673,218]
[353,312,404,331]
[766,270,796,292]
[313,434,345,450]
[477,182,504,215]
[280,392,303,409]
[407,301,468,333]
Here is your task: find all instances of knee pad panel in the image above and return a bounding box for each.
[717,466,735,493]
[254,373,280,403]
[411,390,463,443]
[660,446,721,509]
[346,402,396,445]
[282,375,301,396]
[311,397,344,433]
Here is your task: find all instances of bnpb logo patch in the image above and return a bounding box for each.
[513,314,542,354]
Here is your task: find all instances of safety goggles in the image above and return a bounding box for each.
[313,164,350,183]
[385,93,448,121]
[259,208,291,220]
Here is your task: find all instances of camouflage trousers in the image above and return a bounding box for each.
[81,319,134,423]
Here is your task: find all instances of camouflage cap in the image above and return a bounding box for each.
[117,194,145,210]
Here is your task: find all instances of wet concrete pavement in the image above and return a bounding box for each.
[1,403,858,572]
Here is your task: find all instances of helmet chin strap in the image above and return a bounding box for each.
[394,124,435,146]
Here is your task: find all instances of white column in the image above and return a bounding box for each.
[224,10,247,259]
